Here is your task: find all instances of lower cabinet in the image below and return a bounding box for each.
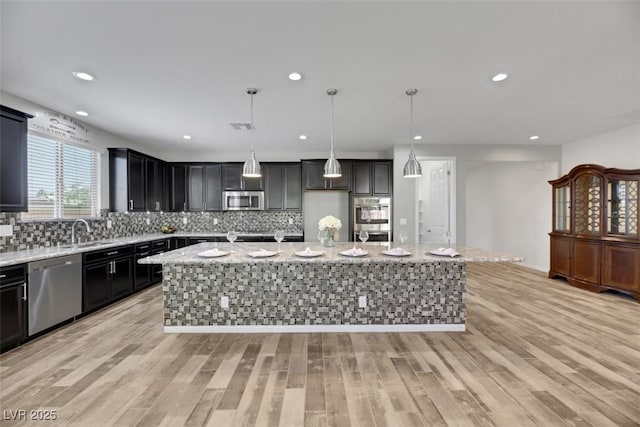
[169,237,188,249]
[0,264,27,353]
[603,243,640,293]
[134,243,152,290]
[82,246,134,312]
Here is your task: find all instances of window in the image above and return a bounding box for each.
[23,134,100,220]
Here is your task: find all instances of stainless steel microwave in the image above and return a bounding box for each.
[223,191,264,211]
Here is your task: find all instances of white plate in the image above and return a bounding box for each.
[382,250,411,257]
[339,249,368,257]
[198,249,229,258]
[295,250,324,258]
[248,250,278,258]
[428,249,461,257]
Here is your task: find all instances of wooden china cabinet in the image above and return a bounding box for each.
[549,164,639,301]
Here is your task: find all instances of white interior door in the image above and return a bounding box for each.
[416,159,455,245]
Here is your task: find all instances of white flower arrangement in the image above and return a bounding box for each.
[318,215,342,231]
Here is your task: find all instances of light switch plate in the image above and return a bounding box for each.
[220,296,229,308]
[399,218,407,226]
[0,224,13,237]
[289,218,294,225]
[358,296,367,308]
[145,218,150,225]
[182,217,188,225]
[213,218,218,225]
[106,219,113,229]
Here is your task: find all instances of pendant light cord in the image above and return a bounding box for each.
[330,92,334,155]
[409,91,414,152]
[250,92,255,152]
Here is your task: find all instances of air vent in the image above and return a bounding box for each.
[229,122,254,131]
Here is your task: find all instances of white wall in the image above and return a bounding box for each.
[466,162,557,271]
[393,143,563,255]
[1,91,161,209]
[562,124,640,173]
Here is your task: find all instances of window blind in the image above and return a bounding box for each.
[23,134,100,219]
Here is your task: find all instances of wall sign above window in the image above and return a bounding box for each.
[29,110,91,145]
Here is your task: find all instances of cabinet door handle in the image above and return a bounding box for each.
[112,261,117,274]
[138,245,149,250]
[129,200,134,210]
[156,201,160,211]
[183,202,187,211]
[0,274,6,279]
[106,251,119,256]
[22,283,27,300]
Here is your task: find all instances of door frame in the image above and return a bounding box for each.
[414,157,456,245]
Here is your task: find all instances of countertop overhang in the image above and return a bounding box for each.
[138,242,523,265]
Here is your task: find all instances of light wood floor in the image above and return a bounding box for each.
[1,263,639,427]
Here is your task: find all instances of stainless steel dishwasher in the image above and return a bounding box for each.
[28,254,82,336]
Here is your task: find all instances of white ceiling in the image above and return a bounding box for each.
[1,1,639,157]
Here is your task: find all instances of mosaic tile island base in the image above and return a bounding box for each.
[140,242,523,333]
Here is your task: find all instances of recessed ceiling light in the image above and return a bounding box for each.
[72,71,95,81]
[491,73,508,82]
[413,135,422,140]
[299,134,308,140]
[75,110,89,116]
[529,135,540,140]
[183,135,192,140]
[288,72,303,81]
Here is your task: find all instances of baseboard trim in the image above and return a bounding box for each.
[164,324,466,333]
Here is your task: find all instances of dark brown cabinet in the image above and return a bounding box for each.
[170,164,188,212]
[549,164,640,301]
[188,164,222,211]
[0,265,27,353]
[302,160,352,191]
[134,242,152,290]
[353,161,392,196]
[222,163,264,191]
[145,159,168,212]
[109,149,167,212]
[82,246,133,312]
[1,106,33,212]
[264,163,302,211]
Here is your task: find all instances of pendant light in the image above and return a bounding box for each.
[242,88,261,178]
[403,88,422,178]
[323,88,342,178]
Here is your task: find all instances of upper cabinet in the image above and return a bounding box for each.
[264,163,302,211]
[302,160,352,191]
[353,160,393,196]
[549,164,639,301]
[169,163,188,212]
[188,163,222,212]
[222,163,264,191]
[1,106,33,212]
[108,149,167,212]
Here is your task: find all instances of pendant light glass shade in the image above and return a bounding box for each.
[324,88,342,178]
[403,88,422,178]
[242,88,261,178]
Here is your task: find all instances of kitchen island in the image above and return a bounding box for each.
[139,242,522,333]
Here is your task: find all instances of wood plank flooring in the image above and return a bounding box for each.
[1,263,638,426]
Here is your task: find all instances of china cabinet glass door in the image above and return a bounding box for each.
[607,178,638,237]
[574,175,601,234]
[554,184,571,232]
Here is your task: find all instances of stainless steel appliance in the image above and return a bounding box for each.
[223,191,264,211]
[28,254,82,336]
[353,197,392,242]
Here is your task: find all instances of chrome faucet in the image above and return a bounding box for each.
[71,219,91,245]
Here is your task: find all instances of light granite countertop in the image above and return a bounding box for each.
[139,242,524,265]
[0,231,303,267]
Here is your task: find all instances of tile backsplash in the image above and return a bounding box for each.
[0,210,303,253]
